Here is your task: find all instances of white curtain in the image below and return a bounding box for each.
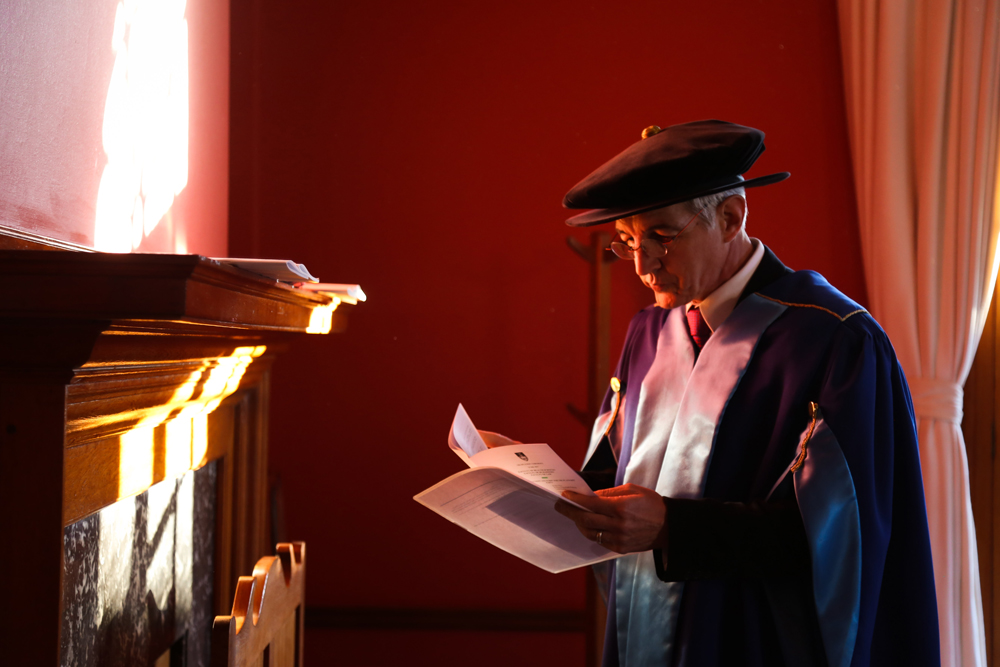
[837,1,1000,664]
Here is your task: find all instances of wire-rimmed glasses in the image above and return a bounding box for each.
[607,207,703,260]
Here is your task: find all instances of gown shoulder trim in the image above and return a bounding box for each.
[754,293,867,322]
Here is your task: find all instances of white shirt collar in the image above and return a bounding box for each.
[686,238,764,332]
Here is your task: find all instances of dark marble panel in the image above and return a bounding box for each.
[62,462,217,667]
[189,462,217,666]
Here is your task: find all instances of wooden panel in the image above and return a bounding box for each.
[233,391,255,604]
[994,291,1000,666]
[213,403,238,618]
[214,379,272,618]
[271,612,299,667]
[154,648,171,667]
[213,543,306,667]
[251,377,272,576]
[0,378,74,666]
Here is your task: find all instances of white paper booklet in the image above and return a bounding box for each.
[413,404,620,573]
[212,258,319,283]
[294,283,367,303]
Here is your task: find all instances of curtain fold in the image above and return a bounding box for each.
[837,1,1000,665]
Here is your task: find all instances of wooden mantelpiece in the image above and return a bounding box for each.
[0,250,351,666]
[0,250,347,330]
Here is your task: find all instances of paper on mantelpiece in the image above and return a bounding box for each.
[212,258,318,283]
[414,404,621,573]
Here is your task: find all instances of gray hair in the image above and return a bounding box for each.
[688,186,747,223]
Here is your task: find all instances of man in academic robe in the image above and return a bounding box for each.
[554,120,940,666]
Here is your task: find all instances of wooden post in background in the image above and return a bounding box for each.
[567,230,615,667]
[965,286,999,666]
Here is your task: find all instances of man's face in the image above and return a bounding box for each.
[614,202,732,309]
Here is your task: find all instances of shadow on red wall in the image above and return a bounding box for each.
[228,1,865,663]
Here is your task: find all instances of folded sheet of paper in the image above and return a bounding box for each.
[414,404,621,573]
[212,258,318,283]
[294,283,367,304]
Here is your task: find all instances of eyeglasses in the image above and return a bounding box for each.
[607,208,703,260]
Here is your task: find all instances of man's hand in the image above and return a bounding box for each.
[555,484,667,554]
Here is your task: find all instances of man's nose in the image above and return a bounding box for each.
[634,245,660,276]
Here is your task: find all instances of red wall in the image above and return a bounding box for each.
[0,0,229,255]
[228,0,865,663]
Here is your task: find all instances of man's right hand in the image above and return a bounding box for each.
[555,484,668,554]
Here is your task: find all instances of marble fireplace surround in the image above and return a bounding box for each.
[63,465,217,667]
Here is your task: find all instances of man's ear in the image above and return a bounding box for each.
[719,195,747,242]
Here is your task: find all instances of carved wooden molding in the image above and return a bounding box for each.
[61,346,277,526]
[0,250,354,524]
[213,542,306,667]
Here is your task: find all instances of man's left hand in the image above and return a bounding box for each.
[555,484,667,554]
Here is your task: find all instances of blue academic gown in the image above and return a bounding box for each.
[584,248,940,667]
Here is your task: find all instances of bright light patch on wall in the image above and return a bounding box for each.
[94,0,189,253]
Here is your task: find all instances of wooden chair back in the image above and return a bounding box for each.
[212,542,306,667]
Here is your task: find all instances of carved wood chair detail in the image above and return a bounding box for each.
[212,542,306,667]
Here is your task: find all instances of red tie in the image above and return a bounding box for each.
[686,305,712,350]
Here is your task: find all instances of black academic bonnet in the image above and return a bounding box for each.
[562,119,790,227]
